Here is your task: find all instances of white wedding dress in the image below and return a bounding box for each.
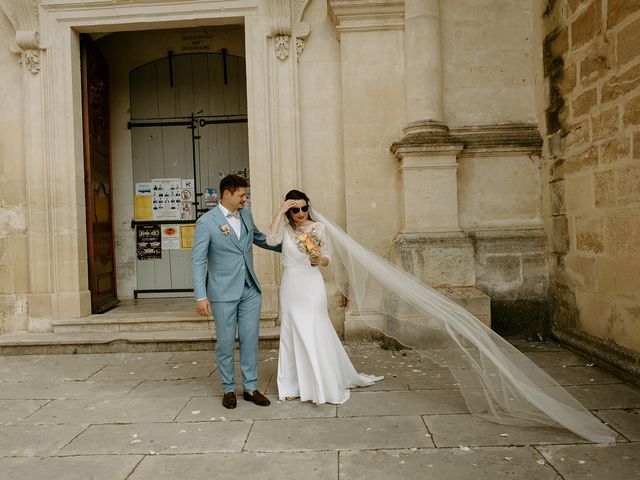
[268,221,383,404]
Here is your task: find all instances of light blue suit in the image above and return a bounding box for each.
[191,206,280,393]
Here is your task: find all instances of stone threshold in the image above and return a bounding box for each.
[0,327,280,355]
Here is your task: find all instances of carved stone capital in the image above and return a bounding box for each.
[292,0,312,40]
[269,0,313,61]
[274,34,290,61]
[0,0,42,74]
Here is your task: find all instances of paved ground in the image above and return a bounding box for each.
[0,339,639,479]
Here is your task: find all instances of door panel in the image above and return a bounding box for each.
[129,53,249,296]
[81,35,119,313]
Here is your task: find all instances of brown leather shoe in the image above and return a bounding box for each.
[243,390,270,406]
[222,392,237,409]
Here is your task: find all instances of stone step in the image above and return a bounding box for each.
[0,327,280,355]
[51,315,277,333]
[345,286,491,340]
[434,286,491,327]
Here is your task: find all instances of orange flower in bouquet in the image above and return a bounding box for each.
[296,228,322,264]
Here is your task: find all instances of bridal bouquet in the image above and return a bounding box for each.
[296,229,322,263]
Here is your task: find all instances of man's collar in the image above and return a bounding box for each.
[218,203,230,216]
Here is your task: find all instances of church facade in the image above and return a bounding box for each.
[0,0,637,377]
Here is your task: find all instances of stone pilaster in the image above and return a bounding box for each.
[329,0,405,339]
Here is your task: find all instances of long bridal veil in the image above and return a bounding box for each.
[313,210,615,444]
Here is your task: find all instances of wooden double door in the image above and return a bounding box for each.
[81,35,119,313]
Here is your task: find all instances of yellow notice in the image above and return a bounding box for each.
[180,224,196,249]
[134,195,152,221]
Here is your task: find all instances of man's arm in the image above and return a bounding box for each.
[191,218,212,314]
[253,224,282,252]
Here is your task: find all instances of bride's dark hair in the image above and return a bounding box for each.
[284,189,314,227]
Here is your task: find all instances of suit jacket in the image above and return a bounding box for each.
[191,206,281,302]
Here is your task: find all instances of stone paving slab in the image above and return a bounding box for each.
[0,425,87,456]
[594,409,640,441]
[0,400,50,424]
[175,395,336,422]
[510,339,565,352]
[0,455,143,480]
[0,363,104,382]
[349,358,456,390]
[167,348,280,364]
[349,352,441,371]
[245,416,434,452]
[524,350,591,368]
[88,362,216,381]
[48,352,176,366]
[406,369,459,390]
[125,378,218,397]
[337,390,469,417]
[128,452,337,480]
[0,380,140,400]
[542,365,622,385]
[539,442,640,479]
[165,351,217,364]
[22,397,189,425]
[565,384,640,409]
[59,421,252,455]
[423,414,591,447]
[339,447,561,480]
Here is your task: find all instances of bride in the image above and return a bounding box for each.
[265,189,616,444]
[266,190,383,404]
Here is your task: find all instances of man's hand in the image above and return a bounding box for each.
[196,299,212,316]
[310,255,329,267]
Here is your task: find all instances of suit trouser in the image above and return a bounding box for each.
[211,280,261,393]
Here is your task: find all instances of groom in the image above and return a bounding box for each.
[191,174,281,409]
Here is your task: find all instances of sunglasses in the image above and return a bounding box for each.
[290,205,309,214]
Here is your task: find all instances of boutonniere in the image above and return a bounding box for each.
[220,225,230,236]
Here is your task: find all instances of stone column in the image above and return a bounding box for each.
[395,0,461,235]
[392,0,490,325]
[404,0,443,126]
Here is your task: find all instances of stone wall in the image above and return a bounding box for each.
[540,0,640,372]
[441,0,537,126]
[0,14,28,333]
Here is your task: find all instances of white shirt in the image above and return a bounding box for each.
[218,203,241,239]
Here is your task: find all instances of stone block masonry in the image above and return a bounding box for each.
[541,0,640,376]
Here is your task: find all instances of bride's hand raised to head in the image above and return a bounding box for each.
[278,199,299,215]
[270,199,299,235]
